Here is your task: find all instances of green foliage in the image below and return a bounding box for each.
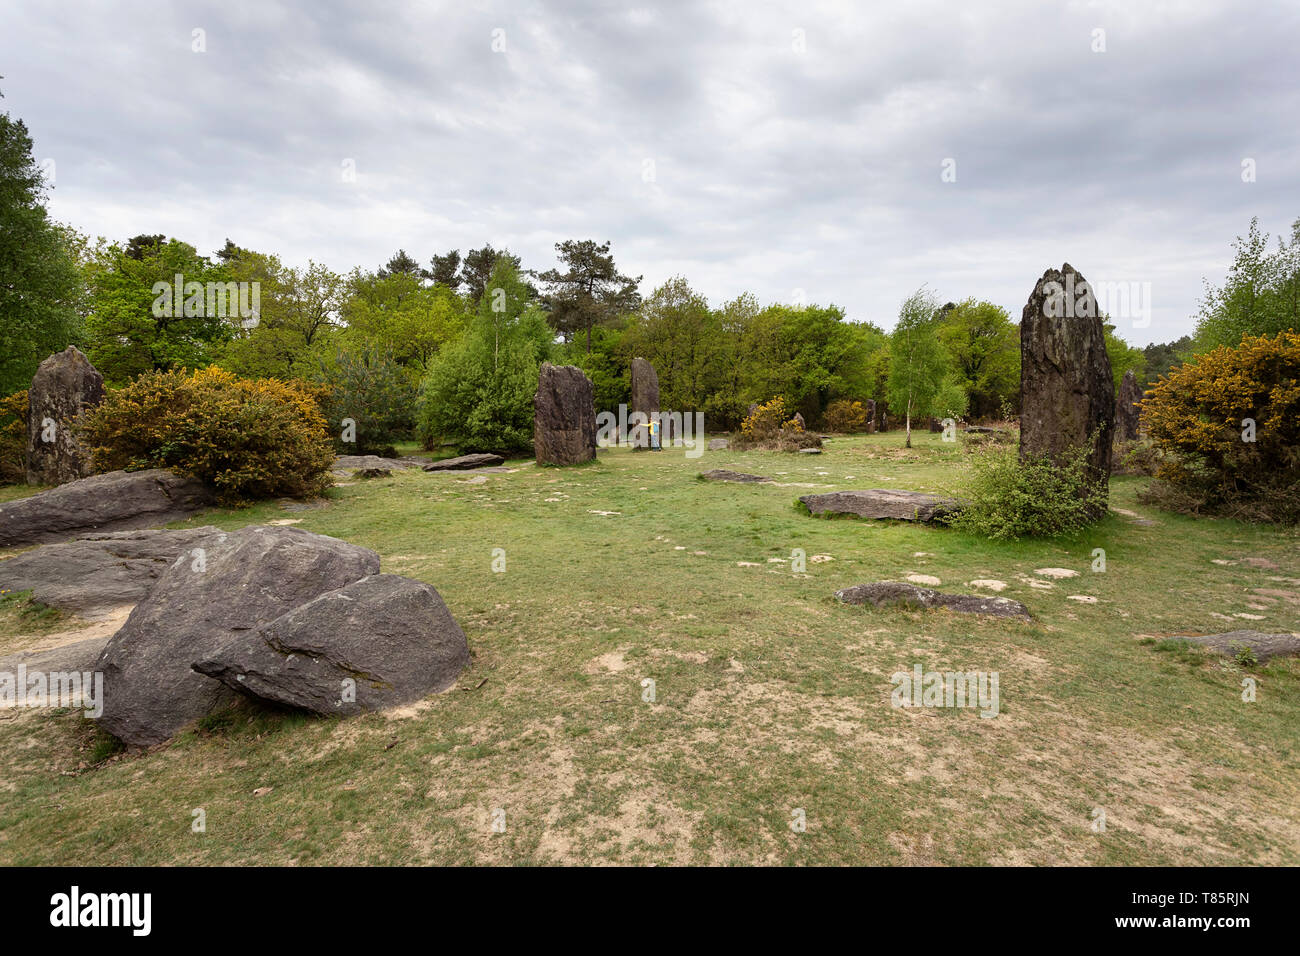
[1140,330,1300,523]
[217,255,344,380]
[417,259,551,453]
[945,443,1100,540]
[538,239,641,353]
[1104,322,1147,394]
[1142,335,1194,387]
[83,237,237,384]
[887,288,966,443]
[78,366,334,503]
[1194,216,1300,351]
[316,348,419,454]
[0,389,26,484]
[935,298,1019,419]
[338,270,466,373]
[0,107,83,395]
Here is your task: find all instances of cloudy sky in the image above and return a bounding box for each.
[3,0,1296,345]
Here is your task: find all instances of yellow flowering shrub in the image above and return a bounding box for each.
[79,367,334,503]
[0,390,27,485]
[1140,331,1300,523]
[823,399,872,433]
[740,397,791,441]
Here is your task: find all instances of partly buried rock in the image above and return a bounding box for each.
[800,489,963,522]
[1172,630,1300,663]
[422,453,505,471]
[700,469,771,483]
[194,574,470,715]
[533,363,596,465]
[331,455,420,475]
[707,438,729,450]
[0,527,220,619]
[798,447,822,455]
[0,469,215,548]
[25,346,105,486]
[353,468,391,479]
[836,581,1031,620]
[95,526,380,747]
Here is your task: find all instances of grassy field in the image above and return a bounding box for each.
[1,431,1297,865]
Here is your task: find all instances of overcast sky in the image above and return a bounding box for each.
[3,0,1297,345]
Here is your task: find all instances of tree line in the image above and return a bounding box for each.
[3,91,1289,450]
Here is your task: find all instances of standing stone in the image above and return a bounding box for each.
[630,357,660,449]
[1020,263,1114,511]
[1115,368,1143,442]
[26,346,104,485]
[534,362,596,465]
[792,412,806,431]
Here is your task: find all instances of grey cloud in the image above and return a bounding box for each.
[2,0,1296,343]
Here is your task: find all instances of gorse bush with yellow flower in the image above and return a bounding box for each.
[1140,331,1300,523]
[823,399,873,433]
[735,397,821,451]
[0,390,28,485]
[78,367,334,504]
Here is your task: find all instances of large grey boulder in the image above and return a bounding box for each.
[25,346,104,486]
[1173,630,1300,663]
[0,469,215,548]
[533,363,597,466]
[422,453,505,471]
[799,489,963,522]
[0,527,221,619]
[95,526,380,747]
[1020,263,1114,514]
[1115,368,1143,442]
[836,582,1031,620]
[194,574,470,715]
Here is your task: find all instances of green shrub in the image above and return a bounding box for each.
[78,367,334,504]
[0,389,27,485]
[945,443,1101,540]
[316,348,418,455]
[417,259,551,454]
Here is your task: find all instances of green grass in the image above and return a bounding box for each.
[0,431,1297,865]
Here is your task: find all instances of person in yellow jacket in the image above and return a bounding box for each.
[649,417,661,450]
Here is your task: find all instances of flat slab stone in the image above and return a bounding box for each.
[0,636,112,685]
[707,438,729,450]
[1173,630,1300,662]
[0,527,221,619]
[836,581,1031,620]
[700,469,771,483]
[800,489,964,522]
[331,455,420,474]
[798,448,822,454]
[0,469,215,548]
[422,453,506,471]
